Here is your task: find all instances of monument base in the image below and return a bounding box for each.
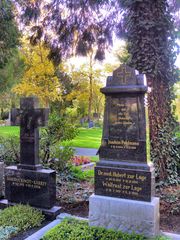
[0,199,61,220]
[5,166,56,209]
[89,194,159,237]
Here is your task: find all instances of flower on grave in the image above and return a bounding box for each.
[71,156,91,166]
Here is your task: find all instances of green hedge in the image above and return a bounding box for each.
[0,205,44,235]
[42,218,170,240]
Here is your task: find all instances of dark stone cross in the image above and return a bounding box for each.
[11,97,49,170]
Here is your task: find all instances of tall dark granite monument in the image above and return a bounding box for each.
[0,97,61,218]
[89,65,159,237]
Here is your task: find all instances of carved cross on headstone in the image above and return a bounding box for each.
[11,97,49,170]
[116,65,132,84]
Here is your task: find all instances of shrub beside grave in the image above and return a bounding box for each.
[40,112,78,170]
[0,205,44,239]
[0,226,18,240]
[0,136,20,165]
[42,218,169,240]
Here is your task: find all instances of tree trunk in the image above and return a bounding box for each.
[88,51,93,122]
[147,75,176,181]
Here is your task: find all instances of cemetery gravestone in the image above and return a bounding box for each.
[0,162,4,198]
[89,65,159,237]
[0,97,61,218]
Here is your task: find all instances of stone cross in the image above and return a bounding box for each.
[11,97,49,170]
[116,65,132,84]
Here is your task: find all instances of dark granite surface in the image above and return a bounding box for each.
[4,97,59,214]
[96,65,155,202]
[11,97,49,170]
[95,166,153,202]
[5,166,56,209]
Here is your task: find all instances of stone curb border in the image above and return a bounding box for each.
[25,213,180,240]
[25,213,88,240]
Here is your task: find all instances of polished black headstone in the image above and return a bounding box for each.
[3,97,61,216]
[5,167,55,209]
[95,65,155,202]
[11,97,49,170]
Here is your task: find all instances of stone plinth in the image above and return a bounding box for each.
[0,162,4,197]
[89,194,159,237]
[5,166,56,209]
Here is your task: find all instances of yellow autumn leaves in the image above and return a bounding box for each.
[12,40,61,107]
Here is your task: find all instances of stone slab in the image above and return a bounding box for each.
[0,162,4,197]
[89,194,160,237]
[5,166,56,209]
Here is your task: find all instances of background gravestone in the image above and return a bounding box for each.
[0,162,4,198]
[0,97,61,218]
[89,65,159,237]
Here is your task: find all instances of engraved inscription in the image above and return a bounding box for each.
[95,167,151,201]
[6,176,47,190]
[109,97,139,148]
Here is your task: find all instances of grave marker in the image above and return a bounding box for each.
[0,97,61,218]
[89,65,159,237]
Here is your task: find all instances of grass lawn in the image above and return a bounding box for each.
[0,126,102,149]
[0,126,19,137]
[63,128,102,149]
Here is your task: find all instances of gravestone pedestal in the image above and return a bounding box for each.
[89,195,159,237]
[0,162,4,198]
[5,167,56,209]
[89,65,159,237]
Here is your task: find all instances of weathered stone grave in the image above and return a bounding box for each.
[89,65,160,237]
[0,162,4,198]
[0,97,61,218]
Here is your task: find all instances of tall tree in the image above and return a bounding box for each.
[0,0,19,68]
[14,0,180,183]
[13,40,61,107]
[121,0,179,183]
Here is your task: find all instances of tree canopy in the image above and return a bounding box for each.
[13,40,61,107]
[0,0,19,68]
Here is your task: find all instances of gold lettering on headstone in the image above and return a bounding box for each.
[97,169,147,197]
[6,177,47,189]
[108,140,139,150]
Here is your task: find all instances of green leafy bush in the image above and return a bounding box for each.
[70,166,94,181]
[48,145,74,171]
[40,112,78,169]
[0,205,44,232]
[42,218,171,240]
[42,218,144,240]
[0,226,18,240]
[0,136,20,165]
